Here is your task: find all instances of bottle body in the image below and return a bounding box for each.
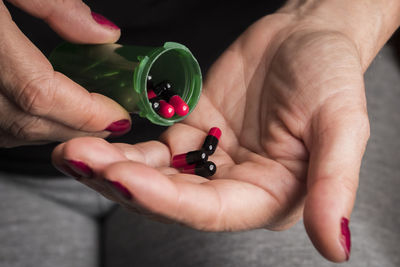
[49,42,202,126]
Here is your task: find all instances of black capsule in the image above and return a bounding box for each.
[147,75,154,90]
[160,89,175,101]
[153,80,173,96]
[182,161,217,178]
[149,97,161,112]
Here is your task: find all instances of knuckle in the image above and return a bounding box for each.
[17,74,57,116]
[340,175,359,197]
[78,106,98,131]
[50,0,88,17]
[8,116,43,141]
[350,109,370,146]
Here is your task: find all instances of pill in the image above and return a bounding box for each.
[147,75,154,90]
[154,80,172,96]
[172,150,208,168]
[181,161,217,178]
[163,92,189,116]
[147,89,157,100]
[202,127,221,155]
[149,97,161,112]
[158,100,175,118]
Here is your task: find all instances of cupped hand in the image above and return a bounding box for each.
[0,0,131,147]
[52,11,370,262]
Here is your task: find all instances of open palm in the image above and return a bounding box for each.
[53,13,369,262]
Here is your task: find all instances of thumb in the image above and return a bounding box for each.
[304,105,370,262]
[7,0,120,43]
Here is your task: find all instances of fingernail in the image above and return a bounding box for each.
[60,164,82,180]
[107,181,132,200]
[340,217,351,261]
[91,11,120,30]
[105,119,131,136]
[65,160,93,179]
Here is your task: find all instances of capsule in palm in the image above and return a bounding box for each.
[181,161,217,178]
[172,150,208,168]
[202,127,221,155]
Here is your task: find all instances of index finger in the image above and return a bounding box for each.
[0,5,130,133]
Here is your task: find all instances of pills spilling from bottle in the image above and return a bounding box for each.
[146,76,189,118]
[171,127,221,178]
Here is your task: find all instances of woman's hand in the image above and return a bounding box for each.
[52,0,400,262]
[0,0,131,147]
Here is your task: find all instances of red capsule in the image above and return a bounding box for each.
[168,95,189,116]
[182,161,217,178]
[208,127,221,139]
[158,100,175,118]
[147,89,157,99]
[172,150,208,168]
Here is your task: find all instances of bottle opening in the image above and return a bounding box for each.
[135,42,202,126]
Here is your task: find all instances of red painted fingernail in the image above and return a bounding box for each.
[65,160,93,179]
[105,119,131,136]
[59,164,82,180]
[340,217,351,261]
[91,11,120,30]
[107,181,132,200]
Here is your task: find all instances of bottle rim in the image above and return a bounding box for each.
[134,42,202,126]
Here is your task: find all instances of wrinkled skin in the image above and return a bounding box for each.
[0,0,129,147]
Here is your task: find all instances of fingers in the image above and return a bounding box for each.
[52,137,171,202]
[0,8,130,144]
[0,95,111,146]
[102,161,270,230]
[14,71,132,133]
[52,137,172,171]
[304,107,370,262]
[6,0,120,43]
[112,142,171,168]
[52,136,303,231]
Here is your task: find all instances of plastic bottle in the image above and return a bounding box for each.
[49,42,202,126]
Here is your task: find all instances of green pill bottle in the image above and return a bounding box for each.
[49,42,202,126]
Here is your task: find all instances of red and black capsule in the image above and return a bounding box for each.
[152,80,189,116]
[202,127,222,155]
[158,100,175,118]
[161,90,189,117]
[153,80,172,96]
[148,89,174,118]
[149,97,161,113]
[147,90,161,113]
[172,149,208,169]
[181,161,217,178]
